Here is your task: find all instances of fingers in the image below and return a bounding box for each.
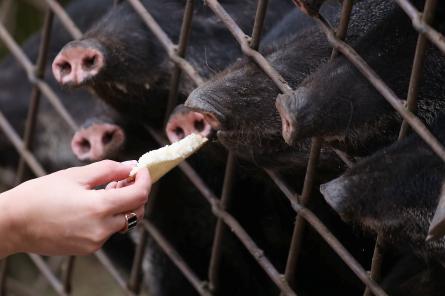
[107,204,146,234]
[99,168,151,215]
[71,160,137,189]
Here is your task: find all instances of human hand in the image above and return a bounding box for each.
[0,160,150,257]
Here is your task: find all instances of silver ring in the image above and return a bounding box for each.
[120,212,138,233]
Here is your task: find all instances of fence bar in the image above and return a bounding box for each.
[266,171,387,296]
[127,0,204,86]
[207,153,236,293]
[0,112,46,177]
[61,256,76,294]
[164,0,195,124]
[28,254,67,296]
[142,220,212,296]
[94,250,128,292]
[15,8,53,183]
[311,16,445,163]
[394,0,445,55]
[282,138,322,289]
[0,23,78,131]
[45,0,82,39]
[250,0,269,50]
[145,126,297,295]
[0,259,7,295]
[364,1,440,295]
[398,0,437,138]
[282,1,352,290]
[204,0,292,94]
[363,237,384,296]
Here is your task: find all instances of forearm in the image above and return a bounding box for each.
[0,190,21,258]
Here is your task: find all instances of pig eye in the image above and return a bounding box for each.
[194,120,205,132]
[102,131,114,145]
[174,127,185,139]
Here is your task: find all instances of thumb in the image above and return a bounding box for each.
[70,160,137,188]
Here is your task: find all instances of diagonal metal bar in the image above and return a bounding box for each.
[127,0,204,86]
[163,0,195,124]
[313,16,445,163]
[0,23,78,131]
[15,8,53,183]
[267,171,387,296]
[394,0,445,55]
[45,0,82,39]
[142,220,212,296]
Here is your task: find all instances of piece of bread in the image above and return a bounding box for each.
[129,133,208,182]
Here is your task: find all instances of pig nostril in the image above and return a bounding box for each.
[79,139,91,153]
[174,127,185,139]
[83,55,97,70]
[194,120,205,132]
[102,131,115,145]
[58,62,72,75]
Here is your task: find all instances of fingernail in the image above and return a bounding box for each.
[121,160,138,167]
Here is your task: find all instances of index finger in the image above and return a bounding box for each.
[99,168,151,215]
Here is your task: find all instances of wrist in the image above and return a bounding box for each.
[0,188,24,257]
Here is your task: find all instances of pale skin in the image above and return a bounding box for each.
[0,160,151,258]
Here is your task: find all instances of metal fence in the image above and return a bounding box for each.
[0,0,443,295]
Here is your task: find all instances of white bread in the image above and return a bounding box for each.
[129,133,208,182]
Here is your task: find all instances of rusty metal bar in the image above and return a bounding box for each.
[282,1,352,291]
[145,125,297,295]
[15,8,54,183]
[207,153,236,293]
[207,0,267,291]
[398,0,437,138]
[127,184,162,294]
[61,256,76,294]
[94,250,128,292]
[28,254,67,296]
[363,237,384,296]
[0,112,46,177]
[363,2,439,295]
[312,16,445,163]
[204,0,292,94]
[142,220,212,296]
[0,259,7,295]
[394,0,445,55]
[282,137,322,289]
[0,23,78,131]
[127,0,204,86]
[250,0,269,50]
[45,0,82,39]
[164,0,195,124]
[267,171,387,296]
[127,227,148,294]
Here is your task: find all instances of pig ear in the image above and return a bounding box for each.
[427,183,445,241]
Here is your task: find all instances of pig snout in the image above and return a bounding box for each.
[165,109,216,143]
[71,123,125,161]
[52,40,105,86]
[320,176,351,221]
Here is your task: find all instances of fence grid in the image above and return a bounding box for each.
[0,0,444,295]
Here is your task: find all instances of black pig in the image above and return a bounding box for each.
[181,0,395,170]
[320,113,445,266]
[52,0,295,126]
[277,1,445,157]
